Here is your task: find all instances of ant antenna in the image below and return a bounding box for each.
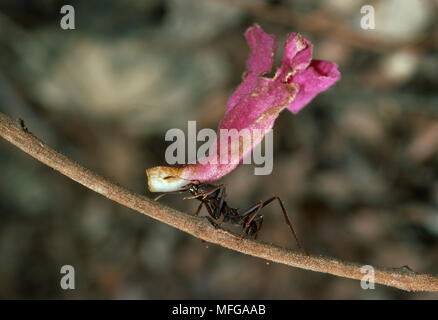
[154,189,188,201]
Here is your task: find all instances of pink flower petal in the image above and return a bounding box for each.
[286,60,340,114]
[185,79,298,184]
[147,25,340,192]
[280,32,313,75]
[226,24,277,115]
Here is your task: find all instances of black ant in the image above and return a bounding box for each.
[154,177,305,253]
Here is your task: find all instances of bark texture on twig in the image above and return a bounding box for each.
[1,111,437,292]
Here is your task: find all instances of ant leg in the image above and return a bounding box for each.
[260,196,307,255]
[238,201,264,239]
[204,201,228,228]
[191,200,224,230]
[184,184,226,220]
[183,184,224,201]
[194,201,204,217]
[204,201,214,217]
[193,199,224,222]
[154,188,189,201]
[206,216,221,229]
[254,215,264,240]
[238,196,307,254]
[212,185,226,219]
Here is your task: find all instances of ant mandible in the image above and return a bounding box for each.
[154,176,306,253]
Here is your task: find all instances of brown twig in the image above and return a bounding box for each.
[1,111,437,292]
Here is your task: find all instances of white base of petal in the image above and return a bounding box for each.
[146,166,190,192]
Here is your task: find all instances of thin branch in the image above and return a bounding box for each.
[1,112,437,292]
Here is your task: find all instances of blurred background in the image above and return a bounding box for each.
[0,0,437,299]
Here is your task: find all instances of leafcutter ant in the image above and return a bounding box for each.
[154,176,305,253]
